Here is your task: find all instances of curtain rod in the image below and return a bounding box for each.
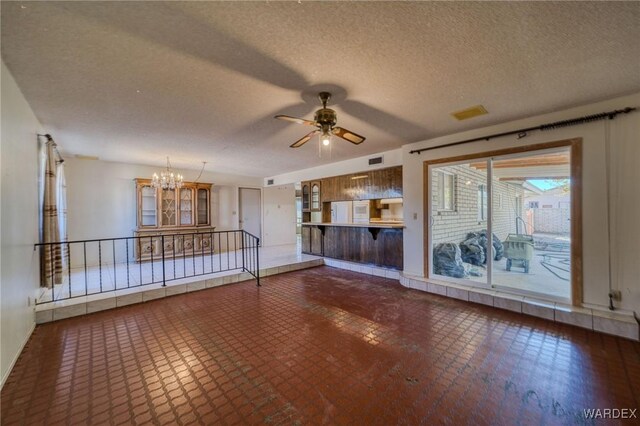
[409,107,637,155]
[37,133,64,163]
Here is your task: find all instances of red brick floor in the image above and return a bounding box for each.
[2,266,639,425]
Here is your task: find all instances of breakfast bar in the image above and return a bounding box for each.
[302,222,403,269]
[300,166,404,270]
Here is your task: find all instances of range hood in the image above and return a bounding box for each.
[379,198,403,205]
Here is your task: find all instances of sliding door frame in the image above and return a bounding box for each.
[423,138,583,305]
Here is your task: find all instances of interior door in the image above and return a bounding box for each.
[239,188,262,242]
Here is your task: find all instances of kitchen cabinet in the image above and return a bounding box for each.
[301,226,311,253]
[301,224,324,256]
[318,166,402,202]
[311,181,321,211]
[301,182,311,212]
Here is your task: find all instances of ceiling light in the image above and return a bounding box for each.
[152,157,183,190]
[351,175,368,180]
[320,130,331,146]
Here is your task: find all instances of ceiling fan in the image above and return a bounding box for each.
[275,92,366,148]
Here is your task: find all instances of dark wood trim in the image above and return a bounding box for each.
[423,138,583,306]
[570,140,583,306]
[424,139,581,166]
[423,161,431,280]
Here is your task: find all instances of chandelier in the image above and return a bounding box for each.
[152,157,183,189]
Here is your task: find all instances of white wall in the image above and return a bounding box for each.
[262,184,296,247]
[264,148,402,185]
[0,62,42,386]
[64,158,263,241]
[402,93,640,313]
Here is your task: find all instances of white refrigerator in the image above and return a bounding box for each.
[331,201,353,223]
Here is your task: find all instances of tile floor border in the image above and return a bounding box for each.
[399,273,639,341]
[323,258,401,280]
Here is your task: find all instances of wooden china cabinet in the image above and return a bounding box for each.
[134,179,215,262]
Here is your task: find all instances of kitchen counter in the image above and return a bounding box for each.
[302,222,405,229]
[301,222,403,269]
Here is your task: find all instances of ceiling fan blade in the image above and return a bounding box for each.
[275,115,317,127]
[332,127,366,145]
[290,130,319,148]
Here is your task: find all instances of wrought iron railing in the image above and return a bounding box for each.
[34,230,260,304]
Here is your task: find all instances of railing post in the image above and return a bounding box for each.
[241,232,246,272]
[161,235,166,287]
[49,244,54,301]
[256,237,261,287]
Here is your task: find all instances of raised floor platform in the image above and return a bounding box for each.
[36,243,323,323]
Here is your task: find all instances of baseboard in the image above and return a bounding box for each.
[0,321,36,390]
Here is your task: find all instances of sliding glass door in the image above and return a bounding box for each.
[430,160,489,287]
[428,145,573,302]
[489,149,571,300]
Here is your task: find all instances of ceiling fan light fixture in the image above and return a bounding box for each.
[275,91,366,148]
[321,130,332,146]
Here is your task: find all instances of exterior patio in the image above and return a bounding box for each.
[465,233,571,300]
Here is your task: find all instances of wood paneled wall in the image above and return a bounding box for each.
[304,225,403,270]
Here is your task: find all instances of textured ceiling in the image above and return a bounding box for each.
[2,1,639,177]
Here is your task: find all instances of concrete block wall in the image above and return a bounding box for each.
[533,208,571,234]
[431,164,524,245]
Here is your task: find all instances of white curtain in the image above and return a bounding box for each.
[40,136,67,287]
[57,161,68,271]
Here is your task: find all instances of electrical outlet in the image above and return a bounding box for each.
[27,296,31,307]
[413,213,418,220]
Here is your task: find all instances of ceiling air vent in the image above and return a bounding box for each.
[451,105,488,121]
[75,154,99,160]
[267,179,274,185]
[368,156,384,166]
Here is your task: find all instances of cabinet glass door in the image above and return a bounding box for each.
[302,184,310,211]
[161,189,177,226]
[140,186,157,227]
[197,188,209,225]
[311,183,320,211]
[179,188,193,225]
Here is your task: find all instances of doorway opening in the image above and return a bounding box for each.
[239,187,262,244]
